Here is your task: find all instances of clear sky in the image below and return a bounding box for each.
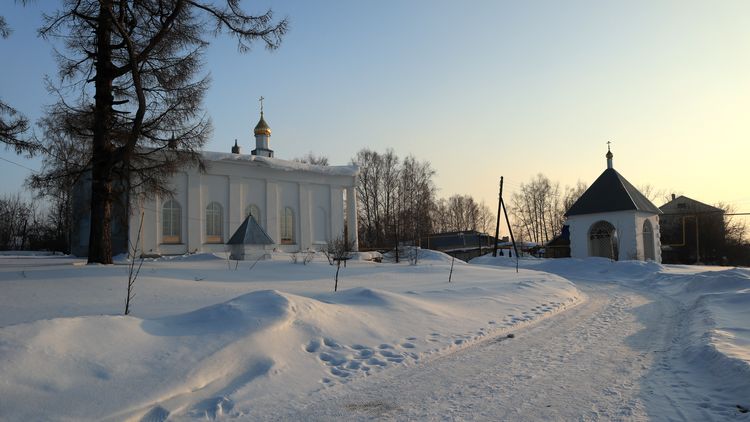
[2,1,750,230]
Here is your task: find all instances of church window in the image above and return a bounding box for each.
[162,199,181,243]
[206,202,223,243]
[245,204,262,226]
[280,207,295,244]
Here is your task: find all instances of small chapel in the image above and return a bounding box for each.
[564,146,662,262]
[71,102,359,258]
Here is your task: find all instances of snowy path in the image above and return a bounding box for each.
[270,281,748,421]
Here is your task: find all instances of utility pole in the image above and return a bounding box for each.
[501,192,520,273]
[493,177,503,257]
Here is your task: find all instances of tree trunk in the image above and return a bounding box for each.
[88,1,115,264]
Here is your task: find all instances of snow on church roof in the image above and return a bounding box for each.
[201,151,359,177]
[564,168,661,217]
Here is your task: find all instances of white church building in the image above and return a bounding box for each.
[564,147,662,262]
[71,108,359,258]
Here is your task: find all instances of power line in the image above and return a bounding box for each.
[0,155,38,173]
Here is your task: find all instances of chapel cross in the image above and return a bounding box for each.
[607,140,611,151]
[259,96,265,114]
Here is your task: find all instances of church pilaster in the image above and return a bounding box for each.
[299,182,311,250]
[346,185,359,251]
[187,172,202,251]
[266,181,280,244]
[229,176,243,237]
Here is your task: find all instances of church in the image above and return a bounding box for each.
[564,146,662,262]
[71,106,359,258]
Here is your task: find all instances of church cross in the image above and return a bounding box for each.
[607,140,611,152]
[259,96,265,114]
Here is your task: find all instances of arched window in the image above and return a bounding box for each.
[162,199,181,243]
[206,202,223,243]
[643,220,655,261]
[245,204,262,225]
[588,220,618,260]
[280,207,295,244]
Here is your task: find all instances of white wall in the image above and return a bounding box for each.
[568,210,648,262]
[568,211,661,263]
[132,157,357,256]
[634,212,661,262]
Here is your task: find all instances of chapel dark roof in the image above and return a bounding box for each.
[564,168,661,217]
[227,214,274,245]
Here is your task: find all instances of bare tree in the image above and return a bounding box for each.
[7,1,287,264]
[353,148,436,250]
[0,193,34,250]
[510,174,587,244]
[326,234,351,292]
[510,174,559,244]
[293,152,329,166]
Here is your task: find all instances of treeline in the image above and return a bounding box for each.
[0,193,70,252]
[352,148,495,249]
[508,174,587,244]
[352,149,434,248]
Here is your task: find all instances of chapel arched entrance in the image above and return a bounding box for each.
[589,220,618,260]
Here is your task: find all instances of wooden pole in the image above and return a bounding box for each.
[449,255,455,282]
[501,197,520,273]
[493,177,503,257]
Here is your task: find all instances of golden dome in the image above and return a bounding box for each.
[254,112,271,136]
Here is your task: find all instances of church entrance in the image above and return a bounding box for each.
[589,221,618,260]
[643,220,655,261]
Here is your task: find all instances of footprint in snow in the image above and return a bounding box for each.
[367,357,387,367]
[330,367,351,377]
[139,406,169,422]
[357,349,374,359]
[323,338,340,348]
[378,350,401,358]
[188,397,234,420]
[305,339,321,353]
[319,352,348,366]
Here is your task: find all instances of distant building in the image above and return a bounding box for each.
[72,107,359,258]
[424,230,494,251]
[564,146,662,262]
[659,195,725,264]
[545,225,571,258]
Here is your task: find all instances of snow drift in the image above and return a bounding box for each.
[0,253,580,421]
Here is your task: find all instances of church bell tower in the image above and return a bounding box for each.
[251,96,274,158]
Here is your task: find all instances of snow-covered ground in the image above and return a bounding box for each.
[1,251,748,421]
[473,255,750,420]
[0,251,580,421]
[473,255,750,387]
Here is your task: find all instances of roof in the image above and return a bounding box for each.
[226,214,274,245]
[659,195,724,215]
[201,151,359,177]
[564,168,661,217]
